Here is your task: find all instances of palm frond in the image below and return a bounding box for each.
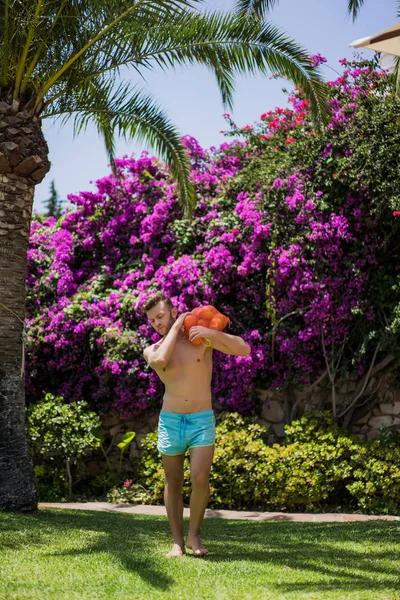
[0,1,196,100]
[347,0,365,21]
[0,1,330,207]
[0,0,10,86]
[393,55,400,96]
[44,82,194,216]
[234,0,279,19]
[14,0,45,99]
[43,10,328,122]
[33,0,196,110]
[129,11,329,123]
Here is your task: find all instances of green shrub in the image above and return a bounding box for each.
[132,410,400,514]
[136,411,356,511]
[346,433,400,515]
[274,411,356,510]
[106,479,153,504]
[210,412,275,509]
[135,412,277,509]
[137,431,180,504]
[285,410,351,444]
[32,465,70,502]
[26,393,102,497]
[73,471,123,501]
[270,438,355,510]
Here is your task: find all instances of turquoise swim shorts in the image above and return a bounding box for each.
[157,409,216,456]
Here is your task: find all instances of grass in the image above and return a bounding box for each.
[0,509,399,600]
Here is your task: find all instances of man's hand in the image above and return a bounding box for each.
[174,311,195,329]
[188,325,213,343]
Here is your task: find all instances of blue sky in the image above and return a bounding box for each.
[33,0,396,214]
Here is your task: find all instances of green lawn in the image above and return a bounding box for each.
[0,509,399,600]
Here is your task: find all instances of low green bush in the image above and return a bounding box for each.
[73,471,124,501]
[131,413,277,509]
[276,412,356,510]
[26,393,102,499]
[209,413,275,509]
[105,479,152,504]
[136,430,184,504]
[347,432,400,515]
[284,411,400,513]
[119,410,400,514]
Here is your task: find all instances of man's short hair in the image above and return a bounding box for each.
[142,291,173,313]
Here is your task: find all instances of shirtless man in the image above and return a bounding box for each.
[142,291,251,558]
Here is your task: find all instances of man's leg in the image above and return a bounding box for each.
[186,445,214,556]
[162,453,185,557]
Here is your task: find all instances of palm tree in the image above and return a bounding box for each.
[235,0,278,20]
[0,0,328,511]
[346,0,400,21]
[235,0,400,21]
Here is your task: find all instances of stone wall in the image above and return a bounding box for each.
[257,391,400,442]
[256,379,400,442]
[352,392,400,439]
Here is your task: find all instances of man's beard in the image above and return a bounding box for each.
[162,313,176,335]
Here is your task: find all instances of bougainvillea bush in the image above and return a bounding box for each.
[26,55,400,420]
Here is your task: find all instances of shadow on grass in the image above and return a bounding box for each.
[202,518,400,594]
[0,509,399,595]
[0,509,174,591]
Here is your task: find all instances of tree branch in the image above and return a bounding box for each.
[337,344,392,420]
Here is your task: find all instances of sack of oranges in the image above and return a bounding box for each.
[183,305,230,346]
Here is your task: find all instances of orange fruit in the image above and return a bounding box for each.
[183,305,230,346]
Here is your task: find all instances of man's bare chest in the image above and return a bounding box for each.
[156,339,211,379]
[172,341,206,366]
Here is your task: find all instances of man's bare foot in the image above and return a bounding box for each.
[165,543,185,558]
[186,535,208,557]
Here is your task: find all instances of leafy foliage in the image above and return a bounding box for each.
[129,411,400,514]
[0,0,327,213]
[26,393,102,498]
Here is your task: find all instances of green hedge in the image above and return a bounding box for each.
[118,411,400,514]
[26,393,102,500]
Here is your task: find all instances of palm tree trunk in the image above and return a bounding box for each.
[0,173,38,511]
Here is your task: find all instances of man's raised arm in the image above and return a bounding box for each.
[208,330,251,356]
[188,326,251,357]
[143,312,193,370]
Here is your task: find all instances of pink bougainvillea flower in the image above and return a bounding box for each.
[393,211,400,216]
[285,137,295,145]
[123,480,133,488]
[260,134,269,140]
[268,118,280,131]
[232,227,240,235]
[310,53,327,66]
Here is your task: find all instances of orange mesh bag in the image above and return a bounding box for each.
[183,305,230,346]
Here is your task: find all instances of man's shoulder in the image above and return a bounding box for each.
[143,343,154,355]
[143,340,163,356]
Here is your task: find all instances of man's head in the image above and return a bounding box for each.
[143,291,177,336]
